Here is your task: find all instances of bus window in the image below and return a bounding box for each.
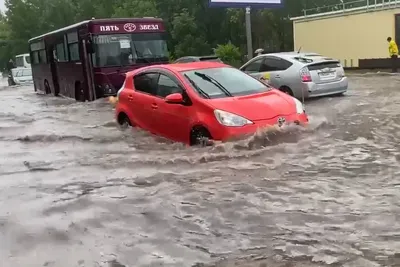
[92,35,134,67]
[56,43,67,62]
[26,55,31,64]
[131,34,169,60]
[67,31,80,61]
[69,43,80,61]
[92,32,169,67]
[39,50,47,63]
[32,52,39,64]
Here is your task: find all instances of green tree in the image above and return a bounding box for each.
[0,0,351,67]
[214,42,241,67]
[170,8,210,58]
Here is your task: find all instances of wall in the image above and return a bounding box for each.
[292,7,400,67]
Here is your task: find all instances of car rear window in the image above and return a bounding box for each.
[304,53,321,57]
[307,61,341,71]
[293,57,314,63]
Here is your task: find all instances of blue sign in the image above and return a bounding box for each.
[209,0,284,8]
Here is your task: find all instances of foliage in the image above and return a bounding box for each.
[0,0,355,70]
[214,42,241,67]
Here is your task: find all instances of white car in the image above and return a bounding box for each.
[240,52,348,99]
[13,68,32,85]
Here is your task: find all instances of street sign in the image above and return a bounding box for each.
[209,0,284,8]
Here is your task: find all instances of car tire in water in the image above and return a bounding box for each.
[44,80,51,94]
[279,86,294,96]
[190,127,212,147]
[117,112,131,129]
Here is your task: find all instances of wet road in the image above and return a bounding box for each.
[0,74,400,267]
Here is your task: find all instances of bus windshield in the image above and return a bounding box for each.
[92,33,169,67]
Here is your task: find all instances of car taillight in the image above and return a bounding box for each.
[300,67,312,82]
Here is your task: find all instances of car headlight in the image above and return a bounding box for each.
[293,98,305,114]
[214,109,253,127]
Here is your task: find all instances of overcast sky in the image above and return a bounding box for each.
[0,0,5,12]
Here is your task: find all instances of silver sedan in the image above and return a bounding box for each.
[239,52,348,100]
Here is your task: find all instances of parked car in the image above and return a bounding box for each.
[174,55,223,63]
[239,52,348,99]
[12,68,33,85]
[115,62,308,146]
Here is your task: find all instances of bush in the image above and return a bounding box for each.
[214,42,242,67]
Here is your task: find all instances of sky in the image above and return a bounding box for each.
[0,0,5,12]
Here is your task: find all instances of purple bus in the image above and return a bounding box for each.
[28,18,169,101]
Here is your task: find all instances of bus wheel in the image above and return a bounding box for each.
[75,81,85,102]
[44,80,51,94]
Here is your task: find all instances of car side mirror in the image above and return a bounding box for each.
[165,93,183,104]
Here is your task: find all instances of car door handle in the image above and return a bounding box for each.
[128,95,133,101]
[151,103,158,109]
[275,75,281,78]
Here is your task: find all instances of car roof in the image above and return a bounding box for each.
[245,52,336,66]
[129,62,228,75]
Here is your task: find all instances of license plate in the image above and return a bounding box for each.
[319,72,335,79]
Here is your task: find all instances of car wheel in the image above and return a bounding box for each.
[117,112,131,129]
[190,127,212,147]
[279,86,293,96]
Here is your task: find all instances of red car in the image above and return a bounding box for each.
[115,62,308,146]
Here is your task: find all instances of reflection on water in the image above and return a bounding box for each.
[0,75,400,267]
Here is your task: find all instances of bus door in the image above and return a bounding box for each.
[78,29,95,101]
[48,44,60,96]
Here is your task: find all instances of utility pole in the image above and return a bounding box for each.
[245,6,253,59]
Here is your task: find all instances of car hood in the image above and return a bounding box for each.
[208,89,297,121]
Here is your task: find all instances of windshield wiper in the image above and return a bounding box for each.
[184,74,210,99]
[194,72,232,97]
[132,44,151,63]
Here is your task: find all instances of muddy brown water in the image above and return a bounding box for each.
[0,74,400,267]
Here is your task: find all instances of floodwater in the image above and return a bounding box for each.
[0,74,400,267]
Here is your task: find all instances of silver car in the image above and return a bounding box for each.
[239,52,348,99]
[13,68,33,85]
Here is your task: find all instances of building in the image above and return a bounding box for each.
[291,0,400,69]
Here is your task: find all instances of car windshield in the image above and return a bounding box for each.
[92,33,169,67]
[183,67,270,98]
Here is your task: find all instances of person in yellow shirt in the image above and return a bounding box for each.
[387,37,398,73]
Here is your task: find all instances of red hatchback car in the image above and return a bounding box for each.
[115,62,308,145]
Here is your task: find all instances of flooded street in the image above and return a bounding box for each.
[1,74,400,267]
